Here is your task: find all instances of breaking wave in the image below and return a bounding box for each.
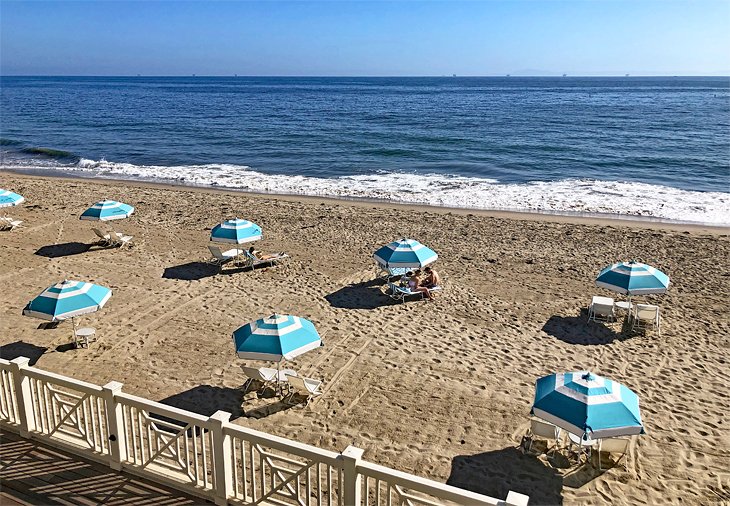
[3,157,728,225]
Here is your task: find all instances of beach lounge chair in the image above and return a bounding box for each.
[241,366,278,394]
[385,282,442,303]
[284,375,322,406]
[208,245,243,267]
[1,217,23,231]
[111,232,134,248]
[631,304,660,334]
[588,296,615,322]
[92,228,114,246]
[597,437,630,471]
[243,250,289,269]
[526,419,562,454]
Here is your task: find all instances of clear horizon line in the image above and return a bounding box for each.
[2,73,729,78]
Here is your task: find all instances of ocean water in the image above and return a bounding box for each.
[1,76,729,224]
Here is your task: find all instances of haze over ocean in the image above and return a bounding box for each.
[1,76,729,224]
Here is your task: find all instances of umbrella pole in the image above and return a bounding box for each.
[277,360,282,397]
[627,294,632,325]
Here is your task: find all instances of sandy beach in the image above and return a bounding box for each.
[1,171,729,505]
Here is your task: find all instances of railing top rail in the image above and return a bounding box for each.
[357,461,502,506]
[115,392,211,425]
[224,423,341,466]
[24,366,105,394]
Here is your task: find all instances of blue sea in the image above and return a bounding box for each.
[1,76,729,224]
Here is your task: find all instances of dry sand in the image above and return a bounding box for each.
[1,172,729,505]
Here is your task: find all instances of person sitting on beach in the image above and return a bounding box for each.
[408,269,434,300]
[248,246,278,261]
[422,266,441,288]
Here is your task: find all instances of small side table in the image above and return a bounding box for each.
[614,301,634,322]
[75,327,96,348]
[568,432,597,463]
[277,369,297,396]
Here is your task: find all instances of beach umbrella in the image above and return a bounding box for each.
[211,219,262,244]
[80,200,134,221]
[0,189,25,208]
[531,371,644,440]
[233,314,322,385]
[373,238,438,269]
[596,261,670,296]
[22,280,112,322]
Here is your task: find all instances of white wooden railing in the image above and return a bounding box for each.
[0,357,529,506]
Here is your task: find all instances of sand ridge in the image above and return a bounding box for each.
[1,173,729,505]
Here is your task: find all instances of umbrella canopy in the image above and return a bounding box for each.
[596,261,669,296]
[373,238,438,269]
[80,200,135,221]
[211,219,262,244]
[232,314,322,362]
[23,280,112,322]
[531,371,644,439]
[0,189,25,208]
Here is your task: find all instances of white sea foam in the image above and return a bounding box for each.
[8,158,730,225]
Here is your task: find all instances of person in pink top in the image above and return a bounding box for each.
[408,269,434,300]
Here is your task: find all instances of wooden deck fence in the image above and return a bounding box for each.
[0,356,529,506]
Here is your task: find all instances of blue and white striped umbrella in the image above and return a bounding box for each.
[373,238,438,269]
[22,280,112,322]
[596,261,670,296]
[232,314,322,362]
[80,200,135,221]
[531,371,644,439]
[211,219,263,244]
[0,189,25,208]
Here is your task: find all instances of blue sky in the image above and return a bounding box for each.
[1,1,728,76]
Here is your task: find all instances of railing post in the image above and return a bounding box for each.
[341,445,365,506]
[9,357,35,437]
[102,381,127,470]
[210,410,233,506]
[506,490,530,506]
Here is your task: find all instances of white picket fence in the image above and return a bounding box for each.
[0,356,529,506]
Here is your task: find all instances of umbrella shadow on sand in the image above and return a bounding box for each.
[0,341,48,365]
[35,242,95,258]
[324,279,397,310]
[158,385,246,422]
[162,261,275,281]
[447,447,564,505]
[162,262,220,281]
[542,310,625,346]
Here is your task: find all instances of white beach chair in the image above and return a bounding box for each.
[112,232,134,248]
[92,227,113,246]
[385,282,441,303]
[1,217,23,231]
[631,304,660,334]
[588,296,615,322]
[526,418,562,454]
[597,437,630,471]
[243,250,289,268]
[284,375,322,406]
[208,245,243,267]
[241,366,278,394]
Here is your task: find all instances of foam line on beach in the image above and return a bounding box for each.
[4,157,730,225]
